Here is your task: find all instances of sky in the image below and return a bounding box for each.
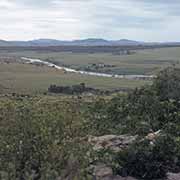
[0,0,180,41]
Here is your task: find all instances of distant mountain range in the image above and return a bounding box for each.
[0,38,180,46]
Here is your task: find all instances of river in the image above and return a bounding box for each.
[21,57,155,80]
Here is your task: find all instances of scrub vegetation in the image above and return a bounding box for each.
[1,67,180,179]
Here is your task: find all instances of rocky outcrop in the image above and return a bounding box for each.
[89,135,138,180]
[88,134,137,152]
[89,133,180,180]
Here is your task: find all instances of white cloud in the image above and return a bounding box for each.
[0,0,180,41]
[0,0,16,8]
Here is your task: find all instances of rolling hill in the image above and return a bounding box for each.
[0,38,180,47]
[0,38,146,46]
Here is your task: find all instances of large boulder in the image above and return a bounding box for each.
[88,134,137,152]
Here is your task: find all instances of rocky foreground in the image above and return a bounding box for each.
[88,134,180,180]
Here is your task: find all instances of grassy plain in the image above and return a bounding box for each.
[0,62,150,94]
[1,47,180,93]
[1,47,180,75]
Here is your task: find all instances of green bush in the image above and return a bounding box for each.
[115,135,178,179]
[0,98,93,180]
[153,67,180,100]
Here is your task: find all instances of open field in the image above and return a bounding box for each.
[0,47,180,75]
[0,62,150,94]
[1,46,180,93]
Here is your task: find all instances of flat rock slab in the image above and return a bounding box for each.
[88,134,137,152]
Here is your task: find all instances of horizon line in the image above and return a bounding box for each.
[1,38,180,43]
